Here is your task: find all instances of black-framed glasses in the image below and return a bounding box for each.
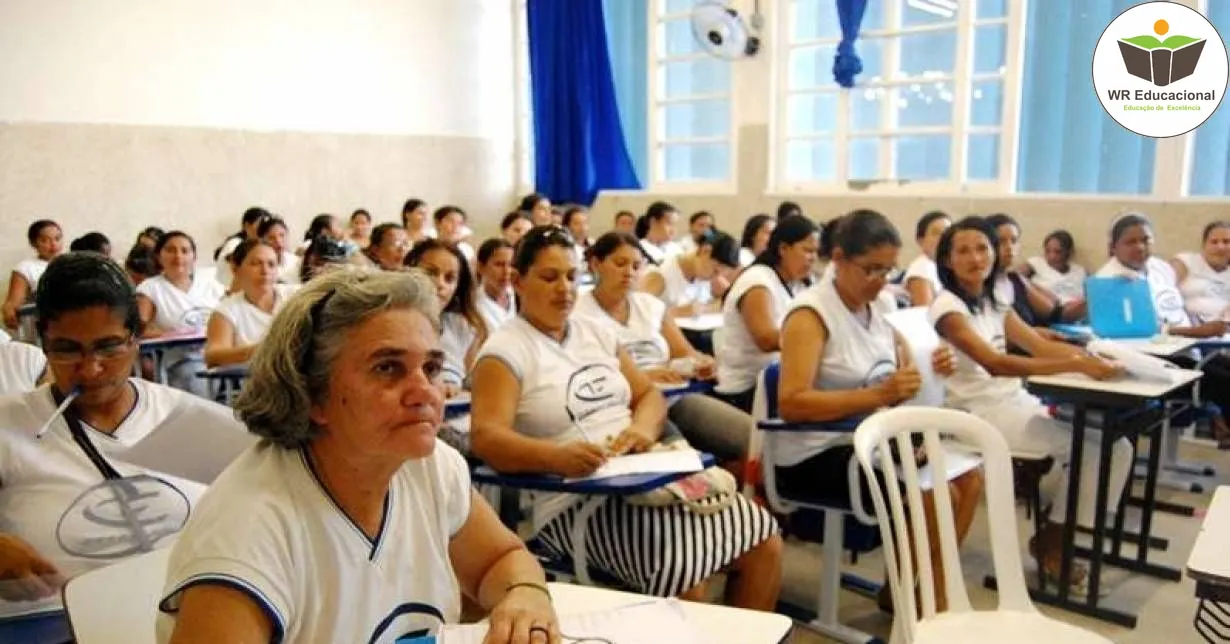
[45,334,136,365]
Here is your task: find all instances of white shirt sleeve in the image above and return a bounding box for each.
[432,441,473,537]
[928,290,971,328]
[475,325,532,381]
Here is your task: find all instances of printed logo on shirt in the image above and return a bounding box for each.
[179,306,213,329]
[565,364,626,423]
[622,340,668,371]
[57,474,190,559]
[1155,289,1187,320]
[369,602,445,644]
[862,360,897,387]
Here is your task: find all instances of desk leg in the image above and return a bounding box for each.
[1085,413,1117,602]
[1058,403,1085,604]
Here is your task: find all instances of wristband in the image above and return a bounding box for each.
[506,582,552,601]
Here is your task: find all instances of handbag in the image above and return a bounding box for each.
[624,442,738,515]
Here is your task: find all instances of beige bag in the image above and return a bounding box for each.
[625,442,738,515]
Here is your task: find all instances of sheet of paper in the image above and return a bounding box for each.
[675,313,723,332]
[566,449,704,482]
[439,599,699,644]
[913,449,983,490]
[1087,339,1185,383]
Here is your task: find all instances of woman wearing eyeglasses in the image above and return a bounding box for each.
[159,269,560,644]
[0,253,241,622]
[357,223,412,271]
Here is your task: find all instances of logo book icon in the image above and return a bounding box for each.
[1117,32,1206,86]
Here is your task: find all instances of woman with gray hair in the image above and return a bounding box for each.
[157,269,561,644]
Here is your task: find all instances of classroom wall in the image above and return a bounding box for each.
[0,0,516,271]
[593,0,1230,269]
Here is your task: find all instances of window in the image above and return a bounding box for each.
[650,0,735,184]
[1187,0,1230,196]
[777,0,1021,189]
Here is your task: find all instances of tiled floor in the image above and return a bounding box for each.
[779,440,1225,643]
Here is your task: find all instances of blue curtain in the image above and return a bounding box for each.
[833,0,869,87]
[528,0,641,205]
[602,0,649,186]
[1189,2,1230,196]
[1017,0,1155,193]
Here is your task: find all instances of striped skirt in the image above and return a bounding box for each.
[535,494,778,597]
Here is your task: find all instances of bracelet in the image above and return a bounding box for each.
[506,582,552,601]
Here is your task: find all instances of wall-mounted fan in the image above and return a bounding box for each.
[690,1,764,61]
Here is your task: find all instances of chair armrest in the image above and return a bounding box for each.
[756,416,866,433]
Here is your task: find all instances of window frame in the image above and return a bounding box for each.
[772,0,1028,195]
[513,0,534,196]
[645,0,739,192]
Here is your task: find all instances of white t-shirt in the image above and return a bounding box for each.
[647,254,712,309]
[777,280,898,466]
[476,316,632,529]
[476,287,516,334]
[1175,252,1230,322]
[158,441,471,644]
[213,236,244,287]
[0,380,235,618]
[0,342,45,396]
[0,328,10,343]
[137,274,225,333]
[716,265,801,394]
[11,258,48,293]
[212,285,296,346]
[439,312,478,387]
[457,241,476,264]
[641,239,684,266]
[904,255,942,302]
[739,247,756,267]
[1026,257,1086,305]
[1096,256,1191,326]
[573,291,669,370]
[928,290,1023,411]
[278,251,302,285]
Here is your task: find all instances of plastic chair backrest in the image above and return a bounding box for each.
[852,407,1033,638]
[63,546,171,644]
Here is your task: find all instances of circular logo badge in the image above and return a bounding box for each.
[1093,1,1228,138]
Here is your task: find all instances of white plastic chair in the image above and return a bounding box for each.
[63,546,170,644]
[852,407,1112,644]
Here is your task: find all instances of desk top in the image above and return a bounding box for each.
[675,313,723,332]
[471,452,716,495]
[196,363,250,379]
[444,393,472,417]
[546,582,792,644]
[1113,336,1201,357]
[1026,369,1201,401]
[138,332,207,350]
[1188,486,1230,586]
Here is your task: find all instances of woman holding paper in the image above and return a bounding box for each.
[0,253,239,621]
[778,210,984,613]
[1097,213,1230,448]
[159,269,561,644]
[470,226,782,610]
[931,217,1131,596]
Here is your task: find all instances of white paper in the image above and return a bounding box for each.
[439,599,699,644]
[911,449,983,490]
[566,449,704,482]
[1087,339,1184,383]
[675,313,723,332]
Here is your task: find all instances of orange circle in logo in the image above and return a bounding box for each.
[1155,19,1169,35]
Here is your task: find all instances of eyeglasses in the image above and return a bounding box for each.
[45,335,135,365]
[850,262,896,280]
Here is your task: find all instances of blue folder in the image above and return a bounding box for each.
[1084,276,1159,339]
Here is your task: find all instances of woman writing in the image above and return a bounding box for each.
[470,226,782,609]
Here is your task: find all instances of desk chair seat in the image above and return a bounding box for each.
[912,609,1110,643]
[751,362,883,644]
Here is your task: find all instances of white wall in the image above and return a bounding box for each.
[0,0,518,273]
[0,0,514,138]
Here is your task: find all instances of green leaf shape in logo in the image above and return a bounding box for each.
[1120,34,1202,49]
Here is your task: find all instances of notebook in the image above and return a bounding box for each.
[1085,276,1159,339]
[438,599,700,644]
